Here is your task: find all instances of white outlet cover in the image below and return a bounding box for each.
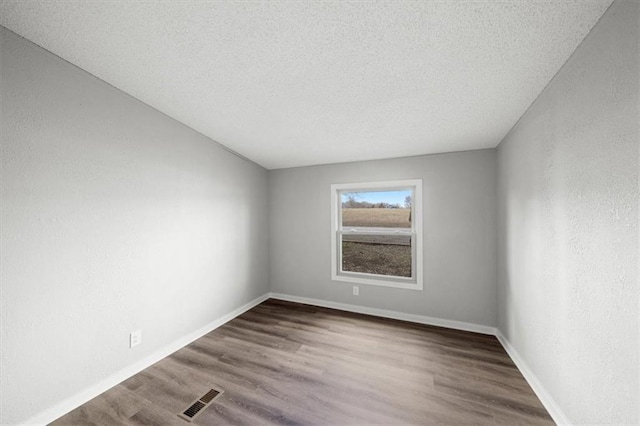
[353,286,359,296]
[130,330,142,348]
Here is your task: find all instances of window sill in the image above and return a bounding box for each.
[332,273,423,290]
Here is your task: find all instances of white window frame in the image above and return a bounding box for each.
[330,179,423,290]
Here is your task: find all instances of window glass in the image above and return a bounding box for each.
[341,234,412,277]
[341,190,412,228]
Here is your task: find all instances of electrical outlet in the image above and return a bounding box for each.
[130,330,142,348]
[353,286,359,296]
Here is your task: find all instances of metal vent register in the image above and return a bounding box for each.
[178,388,223,422]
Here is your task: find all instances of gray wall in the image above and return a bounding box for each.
[496,1,639,424]
[269,150,497,327]
[0,28,269,425]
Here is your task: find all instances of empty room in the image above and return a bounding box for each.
[1,0,638,425]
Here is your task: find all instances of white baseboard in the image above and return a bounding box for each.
[495,330,570,425]
[24,293,271,426]
[268,292,497,335]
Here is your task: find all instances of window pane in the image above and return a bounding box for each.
[341,190,412,228]
[341,235,412,278]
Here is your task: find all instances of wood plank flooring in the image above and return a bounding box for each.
[53,299,554,425]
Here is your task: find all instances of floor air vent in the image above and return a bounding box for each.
[199,389,221,404]
[178,388,223,422]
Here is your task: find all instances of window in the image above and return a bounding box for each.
[331,179,423,290]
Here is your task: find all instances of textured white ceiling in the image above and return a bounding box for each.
[0,1,612,169]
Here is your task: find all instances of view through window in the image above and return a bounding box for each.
[341,189,413,277]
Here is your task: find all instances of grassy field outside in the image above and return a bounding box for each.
[341,207,412,277]
[342,208,411,228]
[342,242,411,277]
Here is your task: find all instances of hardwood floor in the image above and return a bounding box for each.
[53,299,554,425]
